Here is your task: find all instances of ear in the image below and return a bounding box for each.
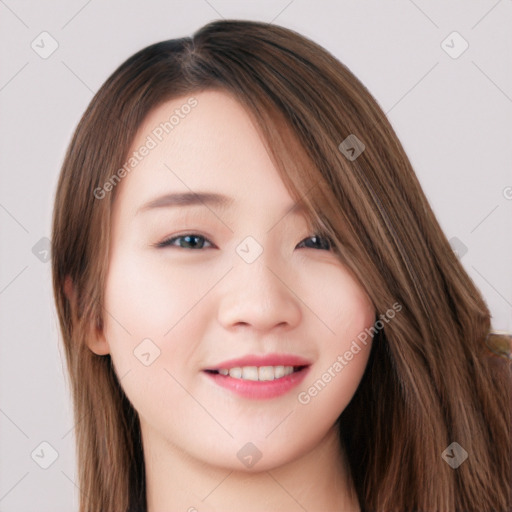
[63,275,110,356]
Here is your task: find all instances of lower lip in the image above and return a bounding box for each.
[203,367,310,399]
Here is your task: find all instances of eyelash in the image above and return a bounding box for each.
[155,233,333,251]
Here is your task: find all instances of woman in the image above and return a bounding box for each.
[51,19,511,512]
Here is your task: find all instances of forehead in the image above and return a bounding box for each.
[113,90,302,218]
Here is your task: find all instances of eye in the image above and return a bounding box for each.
[155,233,214,250]
[296,234,332,251]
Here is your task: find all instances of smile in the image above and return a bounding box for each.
[206,365,305,381]
[202,354,312,399]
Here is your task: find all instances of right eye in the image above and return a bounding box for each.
[155,233,215,250]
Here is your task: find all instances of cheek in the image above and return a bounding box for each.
[294,307,374,435]
[101,249,215,384]
[300,258,375,345]
[100,256,207,429]
[294,262,375,416]
[104,252,191,336]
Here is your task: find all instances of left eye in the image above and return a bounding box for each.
[156,233,332,251]
[296,235,332,251]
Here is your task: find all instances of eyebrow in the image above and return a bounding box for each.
[136,191,307,217]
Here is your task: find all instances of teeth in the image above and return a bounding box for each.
[274,365,285,379]
[242,366,259,381]
[229,367,242,379]
[220,365,296,381]
[258,366,275,381]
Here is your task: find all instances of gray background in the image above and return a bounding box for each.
[1,1,511,510]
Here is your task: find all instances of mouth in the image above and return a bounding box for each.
[204,365,308,381]
[202,355,311,399]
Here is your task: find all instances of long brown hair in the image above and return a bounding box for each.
[51,19,511,512]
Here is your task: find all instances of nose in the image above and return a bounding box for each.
[217,250,302,332]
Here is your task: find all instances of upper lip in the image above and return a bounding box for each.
[205,353,312,370]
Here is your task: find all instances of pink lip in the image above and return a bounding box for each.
[205,353,312,370]
[202,353,312,400]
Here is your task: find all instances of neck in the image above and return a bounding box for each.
[142,422,361,512]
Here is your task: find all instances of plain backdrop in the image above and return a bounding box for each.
[1,1,511,510]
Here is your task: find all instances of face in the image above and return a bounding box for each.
[93,89,376,471]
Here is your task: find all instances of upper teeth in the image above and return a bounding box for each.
[218,366,295,381]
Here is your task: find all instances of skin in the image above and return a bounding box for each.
[87,90,376,512]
